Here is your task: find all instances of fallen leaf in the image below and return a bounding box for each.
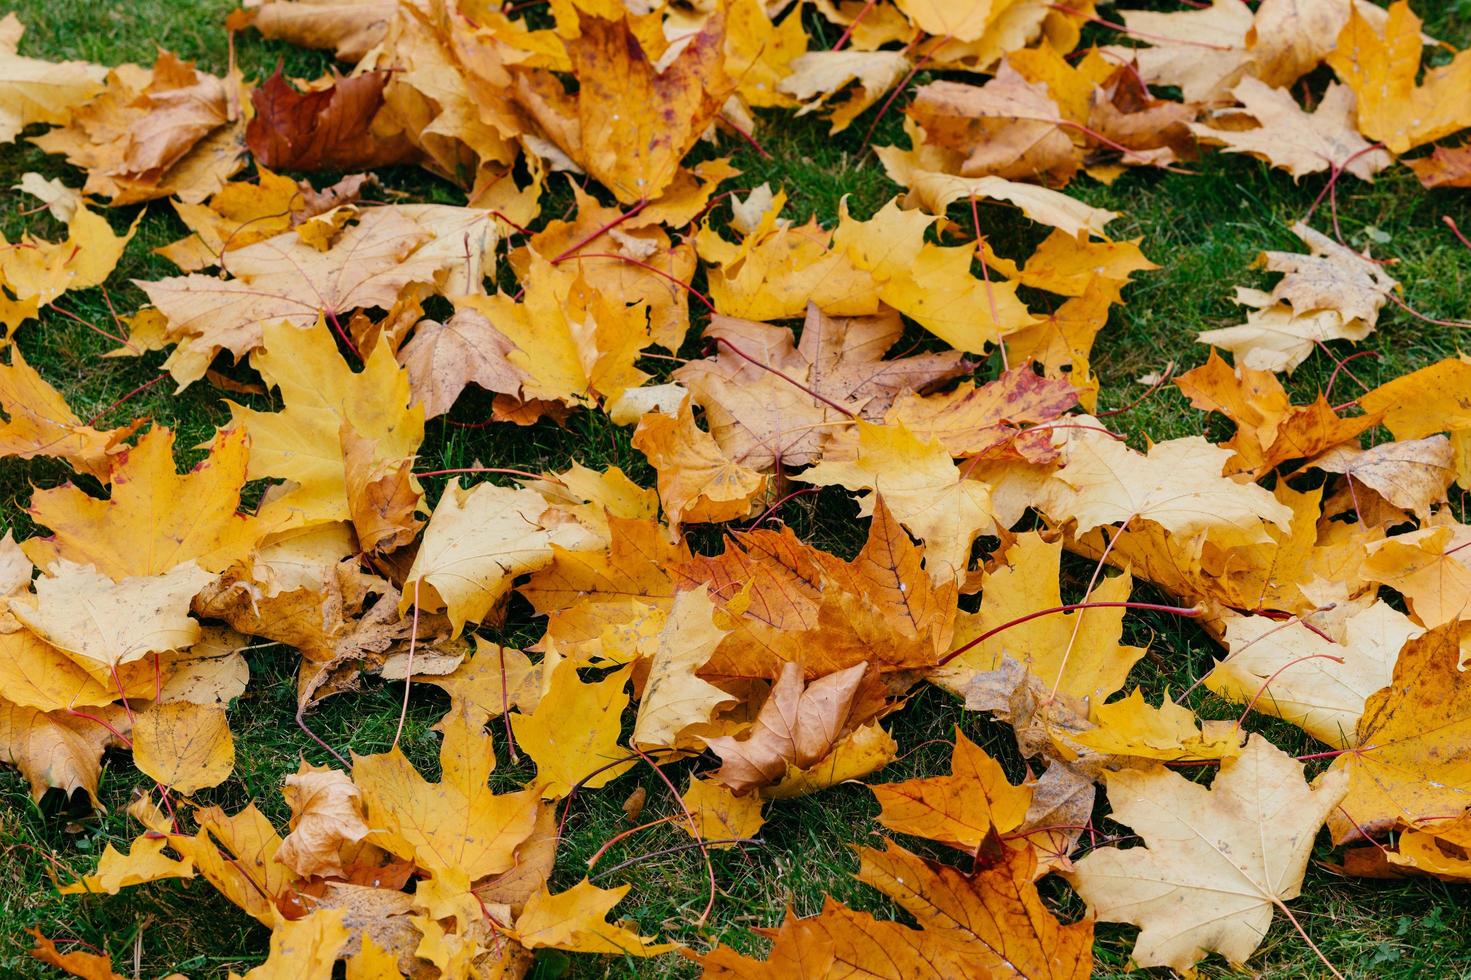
[23,426,261,579]
[0,14,105,142]
[12,559,213,679]
[798,420,993,583]
[869,728,1031,853]
[248,68,415,172]
[707,661,876,795]
[132,701,235,793]
[681,777,765,849]
[510,659,633,798]
[275,760,372,879]
[1327,0,1471,154]
[512,879,674,956]
[353,699,540,880]
[631,397,768,528]
[1207,602,1421,748]
[1191,79,1391,180]
[1327,624,1471,843]
[1069,734,1347,973]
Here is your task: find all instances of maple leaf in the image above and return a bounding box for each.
[512,879,674,956]
[519,515,687,660]
[511,660,633,798]
[983,228,1157,303]
[779,49,912,133]
[1191,79,1391,181]
[869,728,1031,853]
[833,198,1038,353]
[400,308,524,418]
[632,588,737,753]
[405,479,599,633]
[932,532,1145,702]
[860,841,1094,980]
[1327,0,1471,154]
[1363,524,1471,640]
[0,628,140,713]
[1100,0,1254,103]
[248,68,417,171]
[225,318,423,526]
[1406,142,1471,189]
[1207,602,1422,748]
[1,203,138,313]
[877,128,1121,240]
[12,559,213,680]
[0,14,105,142]
[1326,623,1471,843]
[885,368,1077,463]
[458,254,651,411]
[632,398,769,528]
[1069,734,1347,973]
[423,638,543,730]
[1175,348,1378,478]
[698,842,1089,978]
[59,833,194,896]
[511,190,705,356]
[132,701,235,794]
[28,930,128,980]
[1042,421,1294,546]
[137,205,495,385]
[696,187,881,322]
[31,50,244,204]
[798,420,993,583]
[674,303,969,471]
[1071,690,1244,763]
[512,10,731,204]
[0,345,135,478]
[1309,435,1455,519]
[681,777,766,849]
[232,0,393,62]
[157,167,374,272]
[274,760,371,879]
[1359,355,1471,486]
[353,699,540,881]
[906,66,1079,185]
[0,700,128,805]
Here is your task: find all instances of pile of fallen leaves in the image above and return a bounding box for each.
[4,0,1471,976]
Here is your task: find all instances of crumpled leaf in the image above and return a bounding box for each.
[707,661,879,795]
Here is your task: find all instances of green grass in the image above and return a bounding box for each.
[3,1,1471,977]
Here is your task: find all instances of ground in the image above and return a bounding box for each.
[3,1,1471,977]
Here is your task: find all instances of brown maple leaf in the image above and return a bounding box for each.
[247,67,418,172]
